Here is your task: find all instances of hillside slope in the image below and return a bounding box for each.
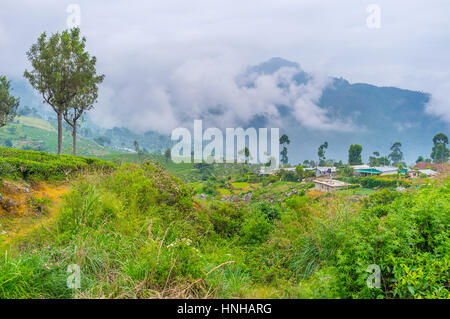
[0,116,117,157]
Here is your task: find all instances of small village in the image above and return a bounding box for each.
[304,163,442,192]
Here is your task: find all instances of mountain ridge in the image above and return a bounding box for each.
[7,57,449,164]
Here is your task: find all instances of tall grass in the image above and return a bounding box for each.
[0,162,448,299]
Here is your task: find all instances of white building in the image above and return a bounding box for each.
[313,179,350,192]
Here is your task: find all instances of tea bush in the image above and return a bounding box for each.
[0,147,114,180]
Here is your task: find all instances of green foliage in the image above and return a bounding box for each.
[0,75,19,127]
[362,188,400,217]
[24,28,103,155]
[300,181,449,298]
[251,201,282,222]
[280,134,290,165]
[201,179,219,196]
[431,133,449,163]
[369,151,390,167]
[240,212,273,246]
[209,202,246,238]
[389,142,403,165]
[338,176,411,189]
[318,141,328,166]
[390,252,449,298]
[295,165,304,180]
[416,155,425,164]
[1,156,448,299]
[27,196,52,215]
[278,169,297,182]
[0,146,114,180]
[348,144,362,165]
[337,164,354,177]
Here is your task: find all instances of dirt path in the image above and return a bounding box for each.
[0,180,70,248]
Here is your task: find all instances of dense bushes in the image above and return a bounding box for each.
[337,176,412,188]
[0,147,114,180]
[209,202,246,238]
[294,181,449,298]
[0,158,448,299]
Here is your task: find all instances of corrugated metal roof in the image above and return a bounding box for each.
[419,169,437,175]
[313,179,349,187]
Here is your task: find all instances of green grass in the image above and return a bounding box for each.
[99,153,261,183]
[231,182,250,189]
[1,159,447,299]
[0,147,115,180]
[337,187,376,196]
[0,116,116,156]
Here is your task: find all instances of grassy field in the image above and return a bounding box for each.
[99,153,261,183]
[0,116,116,156]
[0,148,448,299]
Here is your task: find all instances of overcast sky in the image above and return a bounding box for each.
[0,0,449,133]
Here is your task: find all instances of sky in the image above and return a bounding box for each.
[0,0,449,137]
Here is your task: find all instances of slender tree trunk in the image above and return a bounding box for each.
[57,112,63,155]
[72,122,77,156]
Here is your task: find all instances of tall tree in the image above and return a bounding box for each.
[24,28,101,154]
[63,40,104,155]
[431,133,449,163]
[64,78,103,155]
[0,76,19,128]
[388,142,403,165]
[416,155,425,164]
[279,134,290,165]
[165,147,171,164]
[133,140,143,161]
[348,144,362,165]
[318,141,328,166]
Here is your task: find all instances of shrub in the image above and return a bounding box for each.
[240,212,273,246]
[209,202,246,238]
[0,147,115,180]
[337,176,411,189]
[251,201,282,222]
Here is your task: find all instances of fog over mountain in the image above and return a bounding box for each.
[12,56,448,164]
[2,0,449,163]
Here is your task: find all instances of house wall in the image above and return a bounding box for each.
[314,183,345,192]
[379,170,398,175]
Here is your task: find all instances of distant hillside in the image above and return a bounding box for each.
[242,58,449,164]
[101,127,172,154]
[10,80,172,155]
[10,59,449,164]
[0,116,117,157]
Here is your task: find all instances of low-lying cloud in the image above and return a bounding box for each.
[1,0,449,133]
[91,57,356,134]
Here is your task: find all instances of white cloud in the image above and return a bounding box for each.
[1,0,450,130]
[91,56,355,133]
[288,75,356,132]
[425,82,450,123]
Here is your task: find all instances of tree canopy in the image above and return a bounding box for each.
[318,141,328,166]
[388,142,403,165]
[0,76,20,128]
[431,133,449,163]
[348,144,362,165]
[24,28,103,155]
[280,134,290,165]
